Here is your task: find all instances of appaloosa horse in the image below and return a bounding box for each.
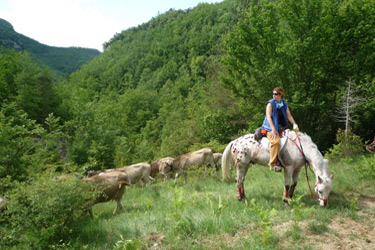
[222,130,334,207]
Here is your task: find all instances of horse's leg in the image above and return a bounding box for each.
[236,178,245,201]
[114,197,123,214]
[236,164,249,201]
[209,157,217,171]
[288,169,301,199]
[283,167,293,204]
[236,165,243,200]
[242,165,249,198]
[174,172,179,185]
[184,169,188,183]
[146,175,151,187]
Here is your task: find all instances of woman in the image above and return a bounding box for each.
[262,87,298,172]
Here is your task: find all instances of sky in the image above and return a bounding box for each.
[0,0,223,51]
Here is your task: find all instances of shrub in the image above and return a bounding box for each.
[356,155,375,179]
[325,129,364,162]
[0,174,95,249]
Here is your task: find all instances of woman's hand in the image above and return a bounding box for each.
[293,123,299,132]
[270,129,278,139]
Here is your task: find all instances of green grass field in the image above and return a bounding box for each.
[66,158,374,249]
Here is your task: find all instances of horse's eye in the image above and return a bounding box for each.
[319,191,322,194]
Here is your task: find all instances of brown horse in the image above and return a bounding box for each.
[162,148,216,184]
[366,136,375,153]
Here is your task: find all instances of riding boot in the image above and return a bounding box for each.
[274,158,283,172]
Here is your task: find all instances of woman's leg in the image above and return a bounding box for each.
[267,132,281,171]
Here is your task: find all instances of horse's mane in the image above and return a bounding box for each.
[298,132,317,149]
[297,131,310,141]
[297,132,327,173]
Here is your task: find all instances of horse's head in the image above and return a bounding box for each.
[235,138,255,165]
[159,159,174,179]
[234,142,252,189]
[315,160,334,207]
[235,145,248,167]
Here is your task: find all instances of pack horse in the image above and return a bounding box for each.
[222,130,334,207]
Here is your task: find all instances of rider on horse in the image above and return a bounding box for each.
[261,87,299,172]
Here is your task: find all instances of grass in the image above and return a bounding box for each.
[307,221,329,234]
[59,159,375,249]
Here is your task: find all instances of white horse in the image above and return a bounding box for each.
[222,130,334,207]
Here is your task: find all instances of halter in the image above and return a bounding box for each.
[286,132,327,203]
[314,183,328,202]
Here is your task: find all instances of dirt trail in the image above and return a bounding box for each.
[277,195,375,250]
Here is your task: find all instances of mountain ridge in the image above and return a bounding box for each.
[0,18,100,77]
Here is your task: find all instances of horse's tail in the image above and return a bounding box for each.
[222,141,234,181]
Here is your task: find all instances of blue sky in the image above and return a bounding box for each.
[0,0,223,51]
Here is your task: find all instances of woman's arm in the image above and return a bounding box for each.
[286,107,298,129]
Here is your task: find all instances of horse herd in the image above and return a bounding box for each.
[0,130,343,215]
[82,129,337,215]
[83,147,222,215]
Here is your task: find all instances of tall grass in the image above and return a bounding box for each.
[69,160,374,249]
[3,157,374,249]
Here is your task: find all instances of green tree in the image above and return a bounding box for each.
[0,103,43,180]
[0,49,59,124]
[222,0,375,150]
[0,48,21,103]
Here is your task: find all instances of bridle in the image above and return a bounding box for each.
[286,132,328,203]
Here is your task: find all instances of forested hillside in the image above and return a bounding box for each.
[55,0,375,170]
[2,0,375,177]
[54,1,246,170]
[0,18,100,77]
[1,0,374,179]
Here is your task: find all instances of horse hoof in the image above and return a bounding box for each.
[237,196,246,202]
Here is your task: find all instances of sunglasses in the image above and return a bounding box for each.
[273,92,280,96]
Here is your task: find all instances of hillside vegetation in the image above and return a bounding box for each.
[0,0,375,248]
[0,18,100,77]
[54,0,374,170]
[0,0,374,182]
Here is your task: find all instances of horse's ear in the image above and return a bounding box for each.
[318,176,323,184]
[329,173,334,180]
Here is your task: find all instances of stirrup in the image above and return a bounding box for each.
[274,165,283,172]
[270,165,282,172]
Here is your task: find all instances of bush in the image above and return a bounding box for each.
[0,174,95,249]
[356,155,375,179]
[325,129,364,162]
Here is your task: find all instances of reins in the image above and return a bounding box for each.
[286,132,318,201]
